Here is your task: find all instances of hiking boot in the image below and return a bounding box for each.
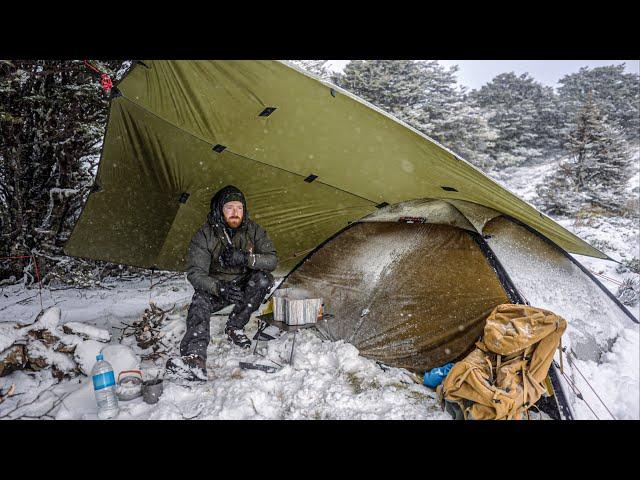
[165,355,208,382]
[225,326,252,349]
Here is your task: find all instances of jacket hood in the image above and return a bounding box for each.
[208,185,249,236]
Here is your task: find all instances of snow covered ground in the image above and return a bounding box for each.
[0,277,447,420]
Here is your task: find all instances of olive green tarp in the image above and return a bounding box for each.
[64,60,607,274]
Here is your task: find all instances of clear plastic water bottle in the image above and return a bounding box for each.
[92,353,119,419]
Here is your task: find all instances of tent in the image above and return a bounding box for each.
[65,60,638,419]
[279,200,637,370]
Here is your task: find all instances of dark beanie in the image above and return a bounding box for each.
[221,191,244,206]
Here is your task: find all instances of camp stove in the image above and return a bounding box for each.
[271,288,324,325]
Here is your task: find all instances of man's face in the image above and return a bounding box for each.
[222,200,244,228]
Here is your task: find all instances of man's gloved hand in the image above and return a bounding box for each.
[220,247,249,267]
[217,280,244,304]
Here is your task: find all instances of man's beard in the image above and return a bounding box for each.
[225,216,242,228]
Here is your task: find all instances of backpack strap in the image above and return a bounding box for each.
[522,345,532,412]
[485,356,494,384]
[558,337,564,375]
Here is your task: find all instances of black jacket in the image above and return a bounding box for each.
[186,186,277,295]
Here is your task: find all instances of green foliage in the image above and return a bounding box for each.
[616,276,639,306]
[617,257,640,275]
[558,64,640,141]
[335,60,427,126]
[536,95,632,216]
[469,72,563,166]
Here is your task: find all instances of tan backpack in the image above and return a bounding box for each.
[438,304,567,420]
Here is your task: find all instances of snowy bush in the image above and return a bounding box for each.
[617,277,640,306]
[616,257,640,275]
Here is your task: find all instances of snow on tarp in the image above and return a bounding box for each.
[484,216,639,419]
[360,199,476,232]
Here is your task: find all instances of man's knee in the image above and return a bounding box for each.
[248,271,274,291]
[187,290,222,319]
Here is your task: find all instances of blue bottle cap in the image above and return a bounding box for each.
[96,353,104,361]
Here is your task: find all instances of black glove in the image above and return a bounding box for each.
[217,280,244,304]
[220,247,249,267]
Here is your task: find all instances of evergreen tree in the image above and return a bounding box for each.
[0,60,127,284]
[334,60,427,128]
[537,94,632,215]
[533,84,565,154]
[469,72,563,167]
[436,101,498,170]
[413,62,497,170]
[558,64,640,141]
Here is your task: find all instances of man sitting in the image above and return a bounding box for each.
[166,185,277,381]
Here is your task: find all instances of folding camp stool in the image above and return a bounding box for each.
[252,312,320,367]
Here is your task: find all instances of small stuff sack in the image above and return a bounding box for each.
[424,363,454,388]
[439,304,567,420]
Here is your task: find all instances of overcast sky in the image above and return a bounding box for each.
[325,60,639,91]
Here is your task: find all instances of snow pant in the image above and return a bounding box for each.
[179,270,274,360]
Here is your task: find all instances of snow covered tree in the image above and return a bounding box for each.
[558,64,640,142]
[437,102,498,170]
[617,276,639,307]
[0,60,128,284]
[469,72,563,167]
[412,62,497,170]
[537,94,632,215]
[334,60,428,127]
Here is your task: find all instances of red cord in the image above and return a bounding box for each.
[588,269,624,286]
[83,60,113,95]
[83,59,101,74]
[100,73,113,95]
